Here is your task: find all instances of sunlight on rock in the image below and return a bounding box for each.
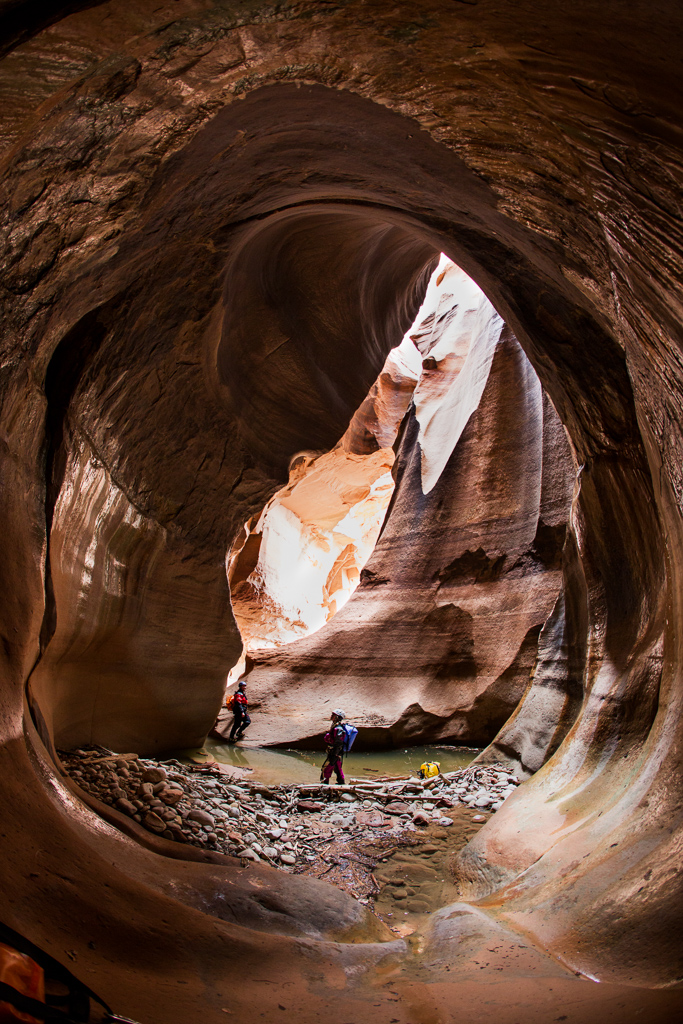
[229,446,397,649]
[227,256,497,653]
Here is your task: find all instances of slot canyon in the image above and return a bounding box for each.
[1,2,682,1023]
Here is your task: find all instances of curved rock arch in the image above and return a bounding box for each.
[0,2,682,1020]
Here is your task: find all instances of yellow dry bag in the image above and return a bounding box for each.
[419,761,440,779]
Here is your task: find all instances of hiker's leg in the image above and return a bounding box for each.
[229,714,240,741]
[334,758,345,784]
[236,712,251,739]
[321,760,334,783]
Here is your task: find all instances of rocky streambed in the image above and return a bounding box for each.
[59,747,519,872]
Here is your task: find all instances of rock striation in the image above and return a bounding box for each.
[230,259,502,658]
[242,325,575,752]
[1,1,683,1020]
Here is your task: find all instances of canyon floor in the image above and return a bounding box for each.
[58,745,505,937]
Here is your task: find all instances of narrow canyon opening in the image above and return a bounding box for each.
[220,253,576,770]
[227,255,475,659]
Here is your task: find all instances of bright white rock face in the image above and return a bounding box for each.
[410,257,504,494]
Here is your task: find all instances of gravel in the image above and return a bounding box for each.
[59,747,520,872]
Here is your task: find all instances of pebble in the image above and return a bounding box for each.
[115,798,137,815]
[385,801,409,815]
[160,788,183,805]
[356,810,389,828]
[142,768,167,784]
[406,898,430,913]
[188,808,215,827]
[472,814,486,823]
[280,853,296,865]
[144,812,165,832]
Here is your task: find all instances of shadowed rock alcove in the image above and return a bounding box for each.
[1,2,683,1023]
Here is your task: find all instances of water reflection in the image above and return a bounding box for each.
[195,739,480,786]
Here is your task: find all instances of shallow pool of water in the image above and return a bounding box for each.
[190,740,480,786]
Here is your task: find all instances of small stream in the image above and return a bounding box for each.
[185,740,480,786]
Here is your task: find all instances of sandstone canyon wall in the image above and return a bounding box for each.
[0,1,682,1021]
[227,256,489,661]
[240,280,576,754]
[227,333,422,654]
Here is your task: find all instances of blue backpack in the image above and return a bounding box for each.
[341,723,358,753]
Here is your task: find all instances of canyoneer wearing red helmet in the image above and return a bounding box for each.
[321,709,346,785]
[228,679,251,742]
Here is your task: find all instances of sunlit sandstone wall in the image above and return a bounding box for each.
[0,1,682,1016]
[242,326,575,750]
[229,445,396,650]
[227,335,421,652]
[228,256,505,656]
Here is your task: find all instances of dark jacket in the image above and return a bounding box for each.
[324,723,345,759]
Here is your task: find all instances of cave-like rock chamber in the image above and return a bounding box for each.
[1,2,683,1023]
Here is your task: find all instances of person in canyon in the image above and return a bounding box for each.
[321,710,347,785]
[228,680,251,743]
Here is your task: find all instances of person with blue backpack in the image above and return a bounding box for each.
[321,709,358,785]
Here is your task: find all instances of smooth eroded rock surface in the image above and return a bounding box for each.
[1,2,683,1020]
[242,329,574,750]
